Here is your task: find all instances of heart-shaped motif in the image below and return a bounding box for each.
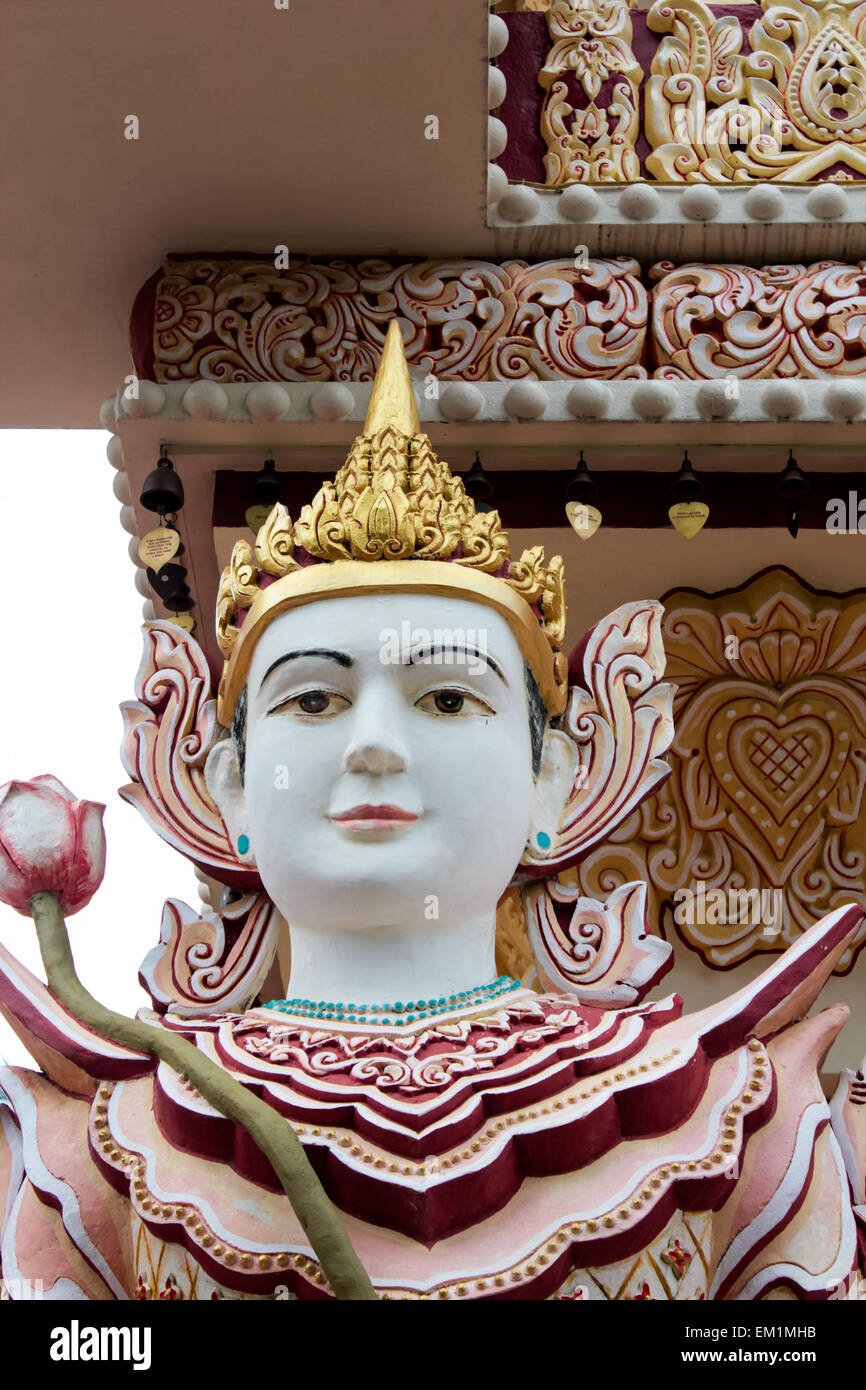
[669,502,709,539]
[566,501,602,540]
[705,699,836,862]
[246,504,273,536]
[139,527,181,572]
[168,614,196,634]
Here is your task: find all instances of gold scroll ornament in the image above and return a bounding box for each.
[538,0,644,185]
[645,0,866,182]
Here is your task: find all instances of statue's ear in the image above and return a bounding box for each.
[205,739,255,864]
[527,728,579,850]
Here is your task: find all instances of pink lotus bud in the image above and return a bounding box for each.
[0,776,106,916]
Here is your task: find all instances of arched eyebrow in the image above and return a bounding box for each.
[406,643,508,685]
[259,649,353,695]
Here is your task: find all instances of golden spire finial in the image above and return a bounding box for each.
[363,319,420,436]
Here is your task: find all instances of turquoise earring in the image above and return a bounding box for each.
[535,831,551,850]
[237,834,250,855]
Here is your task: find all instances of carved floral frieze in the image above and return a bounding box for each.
[136,256,648,383]
[651,260,866,377]
[133,256,866,383]
[572,569,866,971]
[494,0,866,184]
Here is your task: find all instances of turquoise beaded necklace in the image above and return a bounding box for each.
[261,973,521,1027]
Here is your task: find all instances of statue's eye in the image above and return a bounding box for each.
[299,691,331,714]
[434,691,464,714]
[269,690,349,718]
[416,689,495,717]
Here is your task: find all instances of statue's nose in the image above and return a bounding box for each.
[344,741,407,775]
[342,685,411,775]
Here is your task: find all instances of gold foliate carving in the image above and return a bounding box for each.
[646,0,866,182]
[292,427,491,566]
[216,567,240,660]
[495,887,535,983]
[542,556,567,646]
[223,431,561,623]
[508,546,549,606]
[539,0,644,185]
[255,504,298,577]
[229,541,260,609]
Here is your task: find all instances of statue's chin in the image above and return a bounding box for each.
[269,883,500,935]
[256,836,522,934]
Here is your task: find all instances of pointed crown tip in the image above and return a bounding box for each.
[363,319,421,436]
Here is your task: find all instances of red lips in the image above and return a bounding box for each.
[331,804,418,822]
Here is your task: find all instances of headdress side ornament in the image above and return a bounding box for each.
[215,320,568,725]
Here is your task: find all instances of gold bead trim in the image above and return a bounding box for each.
[87,1093,329,1293]
[373,1041,768,1300]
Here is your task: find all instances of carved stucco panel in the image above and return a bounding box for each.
[573,569,866,971]
[495,0,866,184]
[141,257,648,383]
[538,0,644,185]
[650,260,866,378]
[646,0,866,182]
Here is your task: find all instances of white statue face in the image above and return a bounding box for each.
[207,591,576,935]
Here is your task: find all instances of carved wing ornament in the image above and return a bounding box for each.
[120,622,278,1016]
[521,600,675,873]
[523,879,673,1004]
[120,622,252,883]
[139,893,282,1018]
[518,601,677,1005]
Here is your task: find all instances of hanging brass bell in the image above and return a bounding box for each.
[254,458,281,507]
[140,455,185,515]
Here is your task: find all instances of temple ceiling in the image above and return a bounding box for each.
[3,0,866,427]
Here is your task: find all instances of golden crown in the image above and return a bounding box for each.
[215,320,567,725]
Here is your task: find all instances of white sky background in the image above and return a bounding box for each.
[0,430,198,1068]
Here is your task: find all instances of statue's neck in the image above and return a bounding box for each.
[278,913,499,1006]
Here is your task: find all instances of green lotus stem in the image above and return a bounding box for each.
[29,890,377,1302]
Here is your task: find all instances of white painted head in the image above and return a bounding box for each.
[205,589,576,1003]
